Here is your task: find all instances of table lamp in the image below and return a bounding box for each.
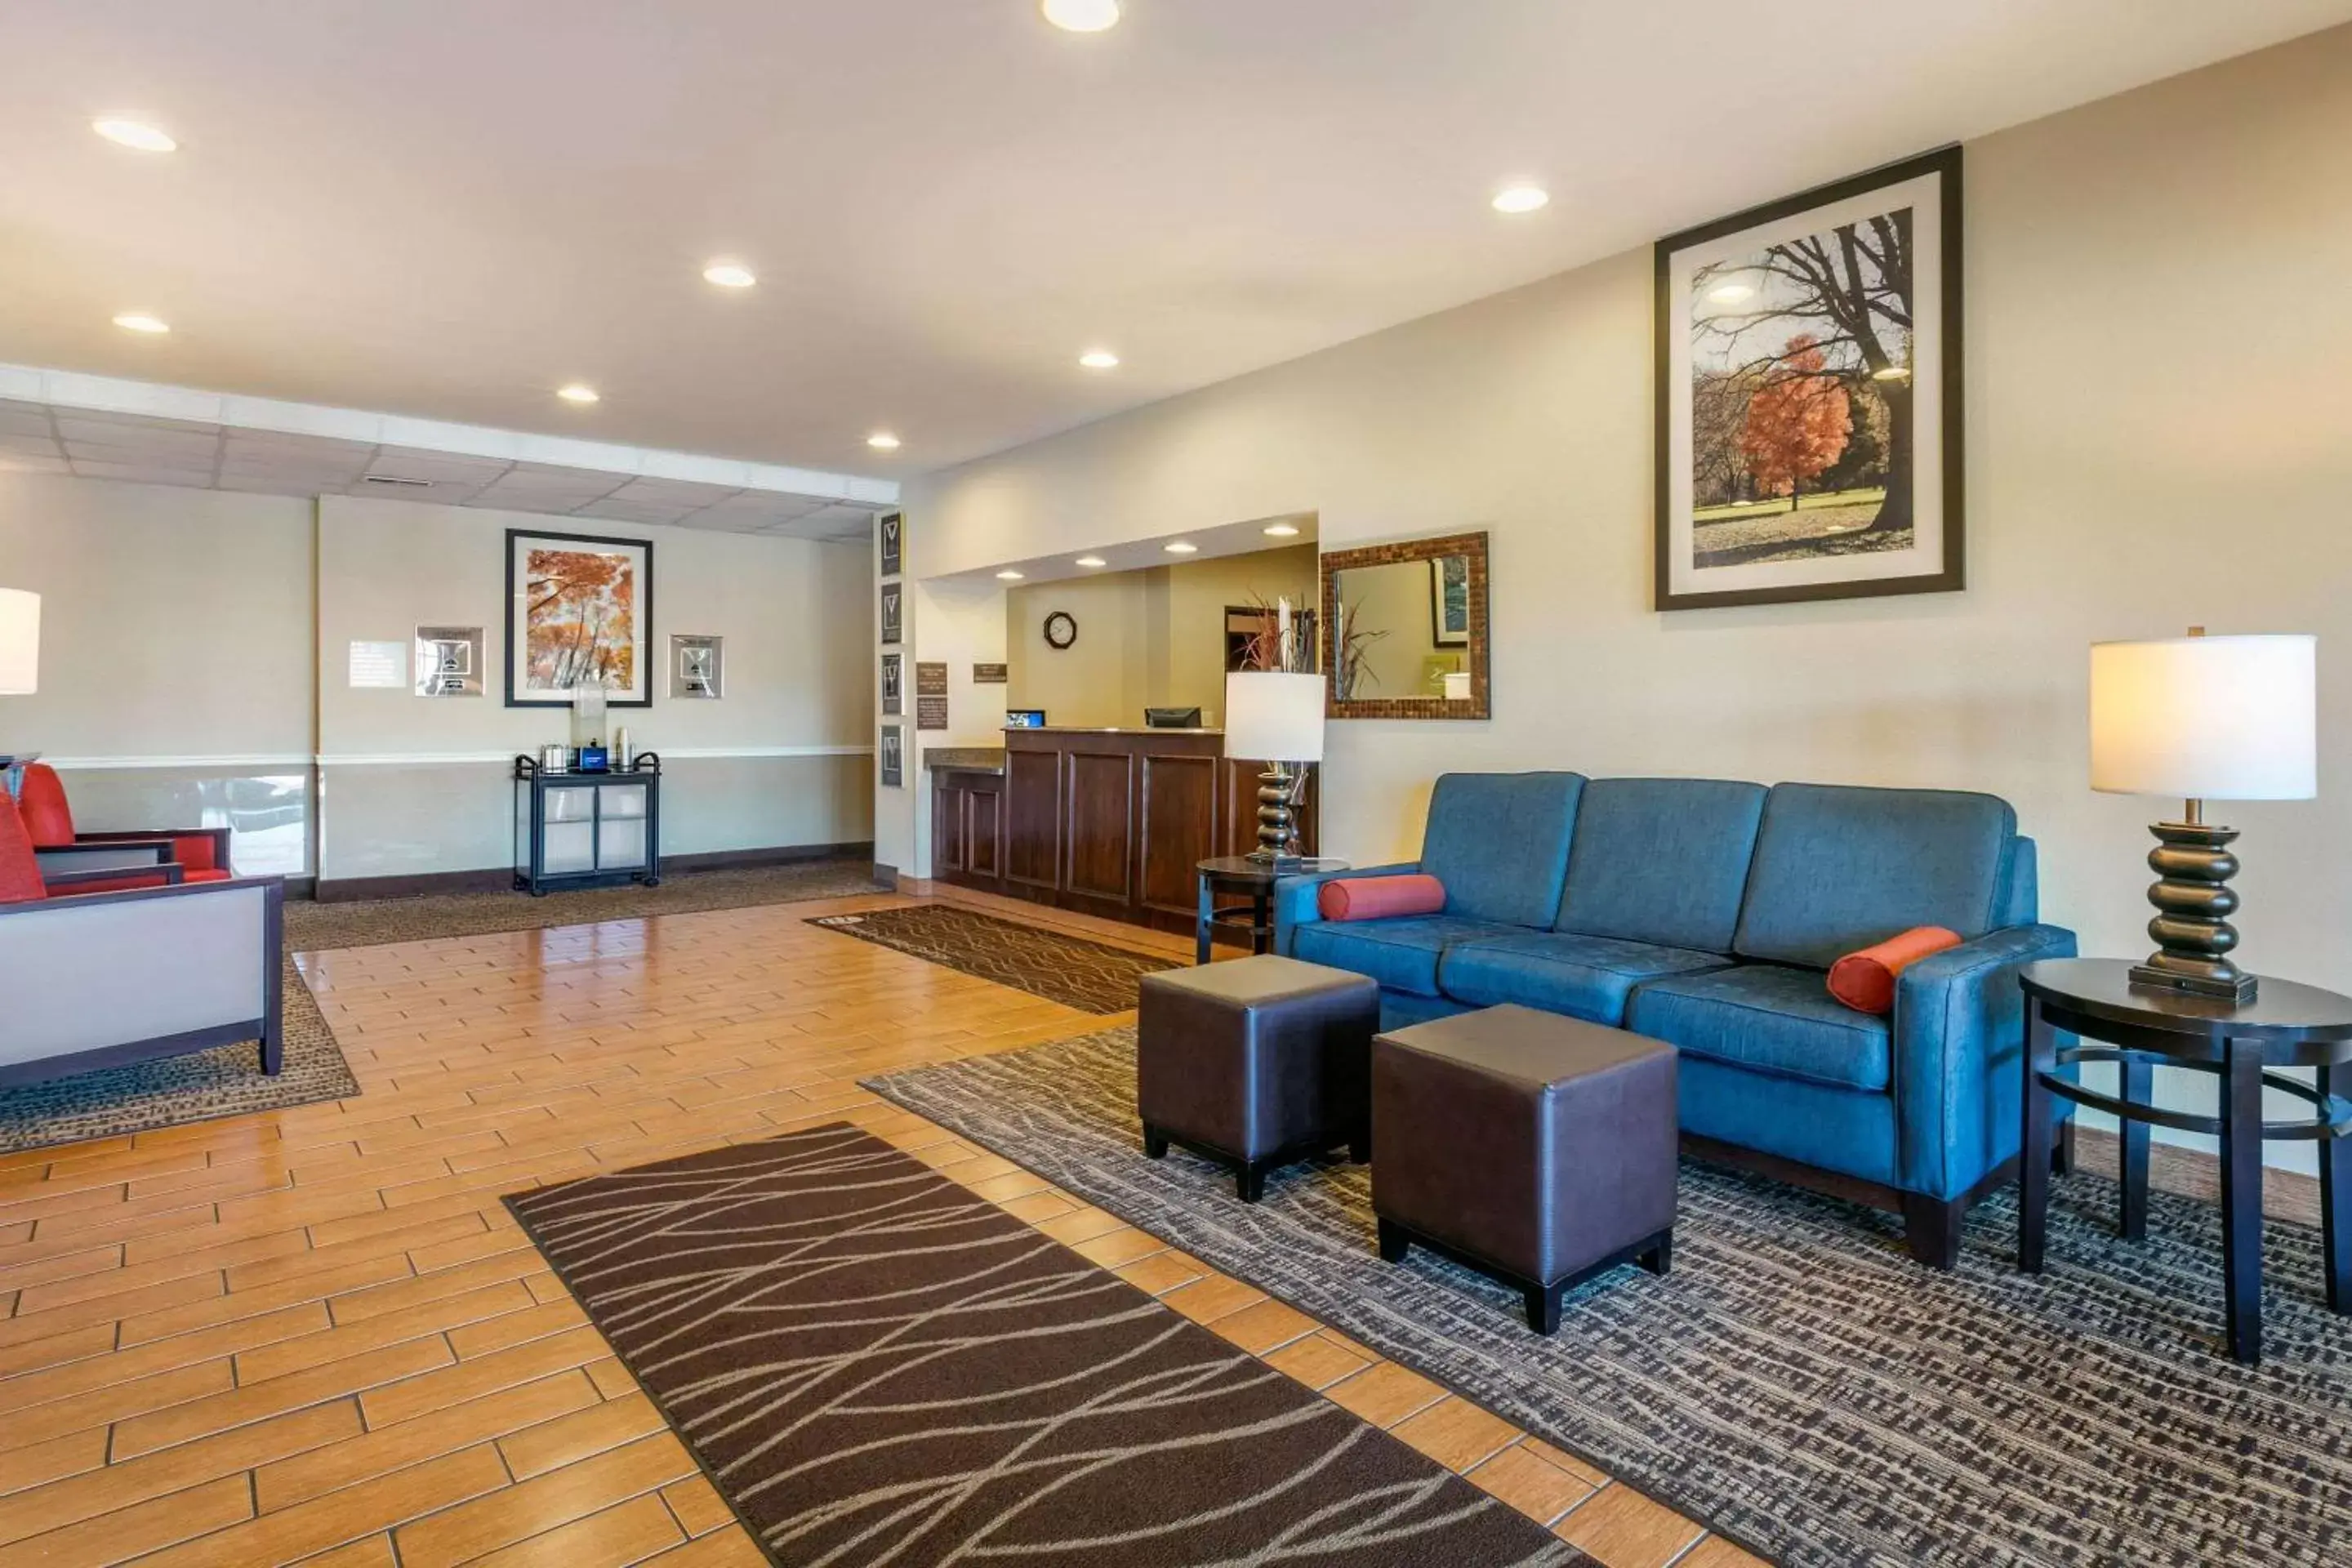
[0,589,38,801]
[1223,670,1324,864]
[2089,628,2316,1004]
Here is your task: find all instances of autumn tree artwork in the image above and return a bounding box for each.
[1656,148,1960,610]
[504,530,653,706]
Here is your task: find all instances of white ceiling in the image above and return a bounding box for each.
[4,1,2347,479]
[0,393,885,540]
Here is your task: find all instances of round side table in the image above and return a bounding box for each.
[1194,856,1348,965]
[2017,956,2352,1365]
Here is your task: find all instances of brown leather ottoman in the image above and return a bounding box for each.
[1137,955,1381,1202]
[1372,1003,1677,1333]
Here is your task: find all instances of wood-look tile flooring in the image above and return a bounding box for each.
[0,886,1734,1566]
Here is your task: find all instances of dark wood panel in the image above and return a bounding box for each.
[1065,751,1135,901]
[968,784,1002,878]
[1140,754,1219,915]
[936,781,969,873]
[1004,750,1062,889]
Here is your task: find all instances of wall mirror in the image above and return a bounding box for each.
[1320,530,1489,720]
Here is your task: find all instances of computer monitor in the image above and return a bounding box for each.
[1143,707,1203,728]
[1005,710,1047,728]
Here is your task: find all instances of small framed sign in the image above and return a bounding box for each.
[915,662,948,698]
[669,634,724,698]
[879,512,904,577]
[415,626,483,697]
[916,695,949,731]
[972,662,1008,684]
[880,653,902,715]
[880,583,902,645]
[879,724,904,789]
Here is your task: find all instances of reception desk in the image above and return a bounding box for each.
[929,728,1318,938]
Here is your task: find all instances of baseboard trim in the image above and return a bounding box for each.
[312,841,875,903]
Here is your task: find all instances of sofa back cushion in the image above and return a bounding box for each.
[16,764,74,849]
[1732,782,2017,969]
[1419,772,1585,929]
[1552,777,1766,952]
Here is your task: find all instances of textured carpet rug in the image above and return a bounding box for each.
[0,859,889,1156]
[866,1027,2352,1568]
[506,1122,1581,1567]
[808,902,1175,1014]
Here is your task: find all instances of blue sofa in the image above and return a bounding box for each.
[1275,773,2077,1267]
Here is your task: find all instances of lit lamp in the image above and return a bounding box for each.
[2090,628,2316,1004]
[1223,670,1323,865]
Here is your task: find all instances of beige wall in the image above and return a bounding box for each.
[905,29,2352,1169]
[316,493,874,880]
[1003,544,1317,728]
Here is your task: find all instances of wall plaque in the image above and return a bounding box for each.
[879,512,903,577]
[916,694,949,731]
[880,653,902,715]
[669,634,724,698]
[879,724,903,788]
[972,662,1008,684]
[915,661,948,697]
[414,626,483,697]
[348,640,408,689]
[880,583,902,644]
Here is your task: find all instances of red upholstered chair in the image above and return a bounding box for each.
[16,762,234,884]
[0,788,284,1086]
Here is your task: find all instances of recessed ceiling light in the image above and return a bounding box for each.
[1263,523,1300,537]
[93,118,176,153]
[1079,349,1120,370]
[1041,0,1120,32]
[1075,555,1107,568]
[1163,541,1198,555]
[1706,281,1756,304]
[556,384,599,403]
[1491,185,1549,215]
[702,261,756,288]
[111,313,170,334]
[866,432,902,450]
[996,569,1026,581]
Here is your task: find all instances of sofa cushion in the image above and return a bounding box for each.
[1628,964,1891,1093]
[1290,915,1521,998]
[1552,777,1766,952]
[1418,773,1585,929]
[1438,930,1732,1027]
[1732,783,2016,969]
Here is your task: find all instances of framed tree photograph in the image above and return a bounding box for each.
[505,529,653,706]
[1655,145,1962,611]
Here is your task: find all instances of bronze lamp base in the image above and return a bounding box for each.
[2128,813,2256,1004]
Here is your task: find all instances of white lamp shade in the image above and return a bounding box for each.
[2090,634,2316,800]
[1223,671,1324,764]
[0,589,37,696]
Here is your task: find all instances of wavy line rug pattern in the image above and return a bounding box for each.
[865,1027,2352,1568]
[506,1123,1583,1567]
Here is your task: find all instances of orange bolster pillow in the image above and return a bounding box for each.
[1827,926,1964,1015]
[1318,874,1446,922]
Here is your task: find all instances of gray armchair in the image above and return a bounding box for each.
[0,875,284,1089]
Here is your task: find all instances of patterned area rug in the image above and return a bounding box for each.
[0,859,889,1156]
[507,1123,1581,1567]
[807,903,1175,1014]
[866,1028,2352,1568]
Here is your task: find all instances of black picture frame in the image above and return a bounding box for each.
[503,528,654,707]
[880,653,902,715]
[880,582,902,645]
[879,724,904,789]
[879,512,903,577]
[1654,145,1963,612]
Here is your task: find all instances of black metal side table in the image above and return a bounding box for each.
[1194,856,1347,965]
[2017,956,2352,1365]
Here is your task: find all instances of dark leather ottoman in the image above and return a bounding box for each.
[1372,1003,1677,1333]
[1137,955,1380,1202]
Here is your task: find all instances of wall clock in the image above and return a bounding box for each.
[1043,611,1078,650]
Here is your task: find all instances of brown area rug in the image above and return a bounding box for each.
[866,1027,2352,1568]
[506,1123,1580,1567]
[807,902,1174,1013]
[0,859,889,1157]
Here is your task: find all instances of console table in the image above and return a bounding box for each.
[512,754,662,896]
[2017,956,2352,1364]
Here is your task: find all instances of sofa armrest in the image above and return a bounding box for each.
[35,839,175,874]
[78,826,234,875]
[1891,922,2078,1199]
[0,876,284,1085]
[1272,862,1422,956]
[46,862,185,892]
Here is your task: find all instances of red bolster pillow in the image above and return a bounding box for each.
[1827,926,1964,1015]
[1318,874,1446,922]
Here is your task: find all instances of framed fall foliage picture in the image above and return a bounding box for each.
[1655,145,1962,610]
[505,528,653,707]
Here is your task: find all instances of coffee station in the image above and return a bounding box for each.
[511,684,662,896]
